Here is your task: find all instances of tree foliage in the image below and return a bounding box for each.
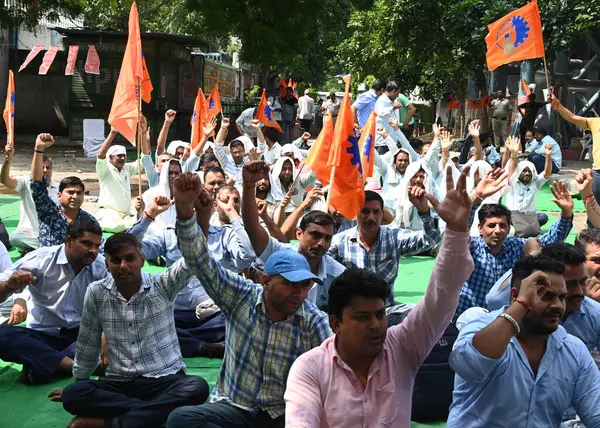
[0,0,84,31]
[336,0,600,99]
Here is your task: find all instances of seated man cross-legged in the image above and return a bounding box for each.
[52,232,209,428]
[0,218,105,384]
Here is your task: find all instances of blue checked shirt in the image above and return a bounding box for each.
[327,213,442,306]
[456,206,573,317]
[30,180,97,247]
[73,258,193,380]
[176,215,332,418]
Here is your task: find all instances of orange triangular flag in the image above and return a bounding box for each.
[190,88,207,148]
[485,1,545,71]
[288,78,293,88]
[358,111,377,182]
[328,75,365,220]
[3,70,14,146]
[141,51,153,103]
[108,2,143,145]
[255,89,282,132]
[304,113,334,185]
[521,79,532,96]
[207,84,222,119]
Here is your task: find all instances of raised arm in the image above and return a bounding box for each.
[391,118,420,161]
[390,168,474,369]
[96,127,118,160]
[542,144,553,179]
[241,161,272,256]
[1,144,17,189]
[257,200,288,243]
[577,169,600,228]
[281,187,323,240]
[173,172,255,314]
[504,137,520,178]
[156,109,176,156]
[548,93,589,129]
[31,134,54,182]
[537,181,573,245]
[439,129,453,169]
[140,116,151,156]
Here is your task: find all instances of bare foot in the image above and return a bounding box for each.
[66,416,105,428]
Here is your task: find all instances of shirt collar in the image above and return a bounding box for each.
[56,244,70,265]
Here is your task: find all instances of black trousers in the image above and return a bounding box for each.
[62,373,209,428]
[299,119,312,134]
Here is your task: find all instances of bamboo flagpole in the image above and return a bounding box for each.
[137,84,142,197]
[324,165,336,212]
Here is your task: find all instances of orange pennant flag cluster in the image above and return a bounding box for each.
[292,82,298,99]
[327,75,365,220]
[3,70,15,146]
[108,2,144,145]
[255,89,282,132]
[207,84,222,119]
[358,111,377,182]
[448,94,461,109]
[304,113,335,185]
[485,1,545,71]
[141,51,153,103]
[190,88,207,148]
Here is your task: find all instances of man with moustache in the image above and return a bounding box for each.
[448,255,600,427]
[0,218,105,384]
[284,165,475,427]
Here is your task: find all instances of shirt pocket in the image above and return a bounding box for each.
[376,381,399,425]
[540,375,574,415]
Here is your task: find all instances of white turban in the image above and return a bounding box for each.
[107,145,127,157]
[166,140,190,155]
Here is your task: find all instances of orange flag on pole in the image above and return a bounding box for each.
[292,82,298,99]
[190,88,207,148]
[485,1,545,71]
[3,70,14,146]
[521,79,532,95]
[141,51,153,103]
[327,75,365,220]
[108,2,143,145]
[304,113,334,185]
[288,78,293,88]
[207,84,222,119]
[279,78,287,98]
[255,89,282,132]
[358,111,377,182]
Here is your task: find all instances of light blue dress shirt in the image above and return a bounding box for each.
[536,135,562,168]
[128,216,256,310]
[448,308,600,428]
[0,245,108,332]
[352,89,378,128]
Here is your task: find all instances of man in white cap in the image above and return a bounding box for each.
[95,118,151,233]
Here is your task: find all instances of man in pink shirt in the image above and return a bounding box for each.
[284,168,475,428]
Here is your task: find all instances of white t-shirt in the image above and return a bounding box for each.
[14,176,59,237]
[374,94,398,147]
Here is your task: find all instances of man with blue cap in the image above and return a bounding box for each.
[167,172,332,428]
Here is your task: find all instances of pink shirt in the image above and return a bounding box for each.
[284,230,474,428]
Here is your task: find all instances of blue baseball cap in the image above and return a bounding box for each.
[264,249,322,284]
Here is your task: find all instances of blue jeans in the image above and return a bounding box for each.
[167,400,285,428]
[530,154,560,174]
[174,310,225,357]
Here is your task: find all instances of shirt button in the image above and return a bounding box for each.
[131,341,135,344]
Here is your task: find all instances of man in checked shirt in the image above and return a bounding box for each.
[166,171,332,428]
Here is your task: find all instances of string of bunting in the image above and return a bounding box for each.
[18,45,102,75]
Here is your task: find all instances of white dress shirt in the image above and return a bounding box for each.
[13,176,59,238]
[298,95,315,120]
[97,155,148,214]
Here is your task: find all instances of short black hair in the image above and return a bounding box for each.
[66,217,102,240]
[328,268,389,319]
[534,127,547,136]
[478,203,512,226]
[409,138,424,152]
[371,79,386,91]
[541,243,586,266]
[479,132,490,144]
[59,176,85,193]
[200,152,219,167]
[575,228,600,252]
[364,190,384,210]
[263,126,282,142]
[104,233,142,258]
[230,140,245,151]
[42,155,52,165]
[299,210,334,231]
[203,166,226,180]
[511,255,565,290]
[385,81,399,92]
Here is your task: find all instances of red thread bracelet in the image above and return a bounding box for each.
[514,299,531,311]
[585,194,595,208]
